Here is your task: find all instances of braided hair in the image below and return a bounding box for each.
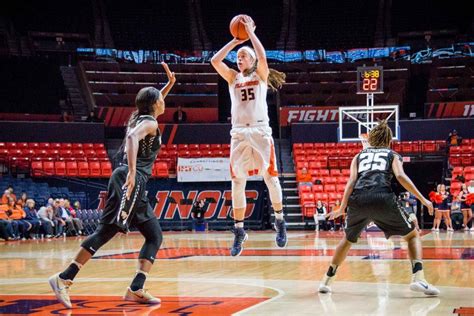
[368,120,393,148]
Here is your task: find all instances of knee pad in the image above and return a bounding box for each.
[263,172,282,205]
[232,178,247,209]
[81,224,118,255]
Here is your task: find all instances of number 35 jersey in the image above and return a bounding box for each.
[229,72,269,127]
[353,148,402,193]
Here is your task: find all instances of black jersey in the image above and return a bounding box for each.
[353,147,402,194]
[123,115,161,178]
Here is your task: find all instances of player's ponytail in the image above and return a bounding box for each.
[368,120,392,148]
[241,46,286,91]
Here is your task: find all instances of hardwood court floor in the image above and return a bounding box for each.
[0,230,473,315]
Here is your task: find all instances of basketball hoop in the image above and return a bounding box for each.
[360,133,369,149]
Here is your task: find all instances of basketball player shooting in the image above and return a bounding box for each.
[210,15,287,256]
[319,121,440,296]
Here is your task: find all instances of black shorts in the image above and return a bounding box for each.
[344,192,414,243]
[100,165,156,232]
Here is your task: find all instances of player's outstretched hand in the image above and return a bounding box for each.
[161,62,176,85]
[241,15,256,34]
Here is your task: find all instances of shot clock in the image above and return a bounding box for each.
[356,66,383,94]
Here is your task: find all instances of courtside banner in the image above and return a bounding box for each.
[177,157,230,182]
[424,101,474,118]
[280,106,339,126]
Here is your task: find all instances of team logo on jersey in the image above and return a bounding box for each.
[235,80,259,88]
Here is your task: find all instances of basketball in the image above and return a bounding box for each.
[229,14,254,40]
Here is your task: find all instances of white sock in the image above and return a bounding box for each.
[274,211,284,220]
[234,222,244,228]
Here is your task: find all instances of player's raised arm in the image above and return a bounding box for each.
[392,157,434,216]
[160,62,176,99]
[211,38,247,84]
[241,15,269,82]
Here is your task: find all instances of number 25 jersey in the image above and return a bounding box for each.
[353,148,402,193]
[229,72,269,127]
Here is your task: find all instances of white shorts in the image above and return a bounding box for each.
[229,125,278,179]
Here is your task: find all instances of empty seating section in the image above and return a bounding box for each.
[156,143,231,175]
[200,0,282,49]
[275,61,409,108]
[295,140,451,214]
[104,0,191,50]
[449,139,474,195]
[427,59,474,102]
[81,62,218,108]
[0,177,88,209]
[0,142,110,178]
[297,0,378,50]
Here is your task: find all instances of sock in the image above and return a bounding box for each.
[234,220,244,228]
[274,210,284,221]
[59,261,82,281]
[130,270,147,291]
[412,260,423,274]
[326,264,338,277]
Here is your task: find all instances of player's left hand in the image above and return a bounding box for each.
[241,15,256,34]
[161,62,176,85]
[123,171,136,200]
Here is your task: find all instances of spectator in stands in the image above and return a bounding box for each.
[2,186,17,204]
[48,197,54,205]
[458,183,473,231]
[37,205,55,238]
[73,201,81,212]
[450,198,463,230]
[58,198,83,236]
[446,129,462,147]
[191,199,207,231]
[0,210,18,240]
[7,197,31,239]
[16,192,28,209]
[23,199,41,239]
[297,167,313,186]
[52,199,66,237]
[61,111,73,122]
[173,105,187,124]
[1,189,11,205]
[314,200,328,231]
[86,110,102,123]
[64,199,76,217]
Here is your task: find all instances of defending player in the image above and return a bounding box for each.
[49,63,176,308]
[210,16,287,256]
[319,121,440,296]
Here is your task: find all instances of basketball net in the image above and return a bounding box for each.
[360,133,369,149]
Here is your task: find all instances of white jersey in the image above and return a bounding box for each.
[229,72,269,127]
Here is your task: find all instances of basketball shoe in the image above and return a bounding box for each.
[274,219,288,248]
[230,227,248,256]
[318,274,334,293]
[409,271,440,296]
[124,287,161,304]
[48,272,73,308]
